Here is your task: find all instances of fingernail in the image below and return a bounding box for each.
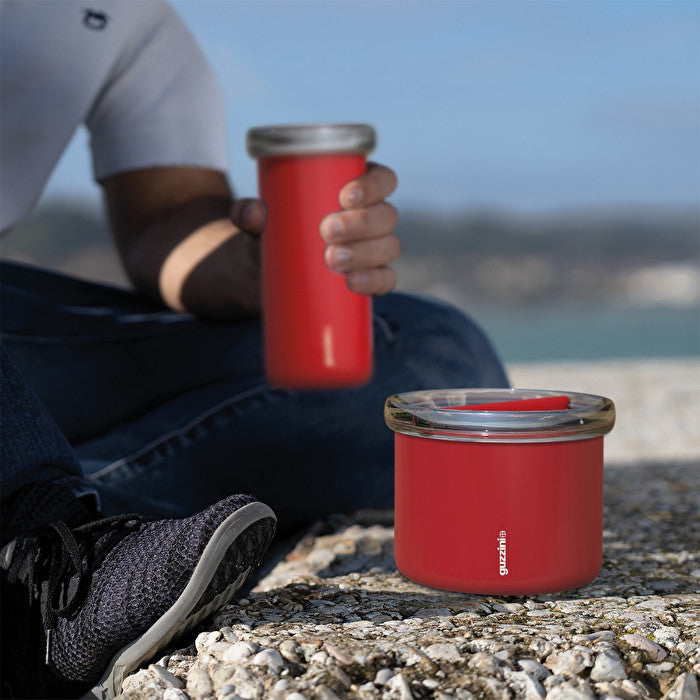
[321,216,343,242]
[348,271,369,289]
[240,200,255,225]
[332,246,352,267]
[344,187,363,207]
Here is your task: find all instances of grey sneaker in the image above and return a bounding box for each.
[0,494,276,699]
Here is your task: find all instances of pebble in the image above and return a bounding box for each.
[387,673,414,700]
[424,643,461,663]
[620,633,669,661]
[517,659,552,680]
[546,648,595,677]
[546,680,596,699]
[119,670,150,693]
[654,626,682,647]
[309,651,328,664]
[147,664,184,689]
[374,668,393,685]
[663,673,699,700]
[677,641,698,656]
[223,641,258,663]
[205,641,233,661]
[185,667,213,700]
[572,631,616,643]
[469,652,503,677]
[506,670,547,699]
[594,679,648,699]
[162,690,190,700]
[544,675,568,691]
[589,649,628,682]
[646,661,676,674]
[491,602,524,613]
[279,639,305,664]
[315,685,341,700]
[251,648,284,673]
[479,676,511,699]
[325,643,353,665]
[194,630,220,654]
[220,626,237,643]
[235,678,263,698]
[455,691,476,700]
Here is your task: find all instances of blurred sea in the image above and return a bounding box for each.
[3,199,698,364]
[461,303,698,362]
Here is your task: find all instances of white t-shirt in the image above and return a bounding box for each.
[0,0,228,234]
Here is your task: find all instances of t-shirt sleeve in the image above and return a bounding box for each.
[86,1,228,181]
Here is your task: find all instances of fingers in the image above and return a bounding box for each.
[322,162,400,296]
[338,162,398,209]
[320,201,397,244]
[324,234,401,275]
[346,267,397,296]
[231,162,400,297]
[230,197,267,236]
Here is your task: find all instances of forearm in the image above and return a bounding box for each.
[156,217,261,318]
[103,168,261,319]
[120,208,261,318]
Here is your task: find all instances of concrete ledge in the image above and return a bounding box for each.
[118,360,700,700]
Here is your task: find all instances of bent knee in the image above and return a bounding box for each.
[373,292,509,389]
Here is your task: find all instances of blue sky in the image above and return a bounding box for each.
[44,0,700,213]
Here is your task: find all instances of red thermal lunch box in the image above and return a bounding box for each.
[384,389,616,595]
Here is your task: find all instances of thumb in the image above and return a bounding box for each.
[230,198,268,236]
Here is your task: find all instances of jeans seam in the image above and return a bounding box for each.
[87,383,269,480]
[373,313,395,345]
[1,324,206,345]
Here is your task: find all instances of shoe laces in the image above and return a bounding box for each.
[2,514,143,665]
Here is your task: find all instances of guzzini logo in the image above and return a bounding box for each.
[497,530,508,576]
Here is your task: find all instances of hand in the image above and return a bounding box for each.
[231,163,400,297]
[229,197,268,238]
[320,162,399,296]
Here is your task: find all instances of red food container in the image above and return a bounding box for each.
[246,124,376,389]
[384,389,616,594]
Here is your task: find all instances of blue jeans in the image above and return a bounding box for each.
[1,261,508,534]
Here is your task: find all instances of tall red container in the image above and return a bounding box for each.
[385,388,616,595]
[247,124,376,389]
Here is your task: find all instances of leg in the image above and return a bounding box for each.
[76,294,507,533]
[2,262,508,534]
[1,261,262,443]
[0,342,99,543]
[1,265,277,697]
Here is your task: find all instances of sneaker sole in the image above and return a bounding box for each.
[82,500,276,700]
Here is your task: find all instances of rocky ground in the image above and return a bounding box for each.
[118,359,699,700]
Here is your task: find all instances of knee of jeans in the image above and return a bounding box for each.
[374,292,509,388]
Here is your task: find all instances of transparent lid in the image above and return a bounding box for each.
[384,388,615,443]
[246,123,376,158]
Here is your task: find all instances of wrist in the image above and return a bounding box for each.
[167,223,261,318]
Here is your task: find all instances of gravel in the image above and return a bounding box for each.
[118,359,699,700]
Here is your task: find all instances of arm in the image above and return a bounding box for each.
[102,166,262,319]
[103,162,400,319]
